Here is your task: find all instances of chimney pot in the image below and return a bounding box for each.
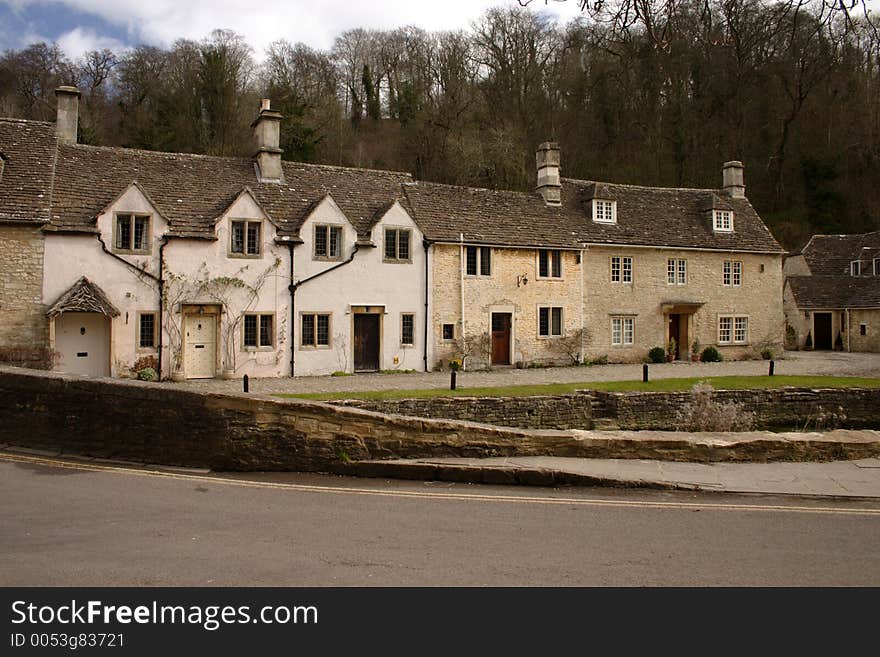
[722,160,745,198]
[54,85,81,144]
[260,98,271,112]
[536,141,561,205]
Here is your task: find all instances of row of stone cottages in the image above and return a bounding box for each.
[0,86,787,380]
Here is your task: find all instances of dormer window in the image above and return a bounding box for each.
[0,152,6,183]
[851,260,861,276]
[593,199,616,224]
[114,213,151,254]
[874,258,879,276]
[314,224,342,261]
[230,220,261,257]
[713,210,733,232]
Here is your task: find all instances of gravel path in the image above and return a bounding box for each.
[184,350,880,396]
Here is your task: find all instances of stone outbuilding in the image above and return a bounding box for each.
[784,232,880,352]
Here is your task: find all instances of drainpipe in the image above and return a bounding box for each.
[846,308,851,352]
[423,238,431,372]
[287,242,362,377]
[157,236,168,380]
[96,234,160,282]
[580,246,586,363]
[287,242,295,377]
[459,233,465,368]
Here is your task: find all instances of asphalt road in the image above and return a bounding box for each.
[2,453,880,586]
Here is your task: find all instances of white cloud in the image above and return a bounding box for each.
[8,0,585,57]
[56,26,127,60]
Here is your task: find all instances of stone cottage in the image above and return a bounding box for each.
[784,232,880,352]
[404,144,786,368]
[0,87,785,379]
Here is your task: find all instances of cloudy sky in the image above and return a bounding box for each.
[0,0,585,59]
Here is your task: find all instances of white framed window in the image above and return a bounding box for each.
[667,258,686,285]
[230,220,261,257]
[115,213,151,253]
[713,210,733,232]
[593,199,617,224]
[873,258,879,276]
[538,306,563,337]
[611,256,633,283]
[465,246,492,277]
[243,313,274,349]
[314,224,342,260]
[723,260,742,286]
[611,317,634,346]
[718,315,748,345]
[537,249,562,278]
[401,313,415,346]
[385,228,412,262]
[301,313,331,348]
[851,260,861,276]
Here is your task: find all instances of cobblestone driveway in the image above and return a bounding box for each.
[184,350,880,396]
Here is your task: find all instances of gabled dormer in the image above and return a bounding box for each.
[214,187,277,259]
[97,181,168,256]
[299,194,356,263]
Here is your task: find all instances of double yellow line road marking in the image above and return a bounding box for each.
[3,450,879,517]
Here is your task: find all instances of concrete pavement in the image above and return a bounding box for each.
[353,455,880,499]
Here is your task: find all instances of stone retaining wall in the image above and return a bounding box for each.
[591,387,880,430]
[335,395,592,430]
[1,368,878,471]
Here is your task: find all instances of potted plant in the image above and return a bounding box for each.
[170,349,186,382]
[666,337,677,362]
[690,339,701,362]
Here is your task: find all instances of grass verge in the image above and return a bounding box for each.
[275,375,880,402]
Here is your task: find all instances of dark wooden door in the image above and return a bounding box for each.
[354,313,380,371]
[669,314,681,359]
[814,312,833,350]
[491,313,511,365]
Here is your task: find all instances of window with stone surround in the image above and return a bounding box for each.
[718,315,748,344]
[851,260,861,276]
[611,256,633,283]
[230,220,262,257]
[723,260,742,286]
[314,224,342,260]
[611,317,634,346]
[137,312,157,350]
[301,313,331,348]
[115,213,151,254]
[667,258,686,285]
[401,313,415,345]
[385,228,411,263]
[538,306,563,337]
[538,249,562,278]
[442,323,455,341]
[465,246,492,276]
[243,313,274,349]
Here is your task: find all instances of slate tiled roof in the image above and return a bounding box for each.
[402,177,785,253]
[48,143,412,238]
[0,119,56,223]
[800,232,880,276]
[787,231,880,309]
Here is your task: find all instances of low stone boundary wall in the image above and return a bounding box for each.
[591,387,880,431]
[335,394,592,430]
[1,368,879,471]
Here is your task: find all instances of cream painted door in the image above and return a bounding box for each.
[185,314,216,379]
[55,312,110,377]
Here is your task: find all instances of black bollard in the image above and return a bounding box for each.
[243,374,249,393]
[450,370,457,390]
[769,360,775,376]
[643,363,649,383]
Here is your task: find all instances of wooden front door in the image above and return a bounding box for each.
[814,312,833,350]
[491,313,511,365]
[55,312,110,377]
[184,314,216,379]
[668,314,688,360]
[354,313,380,372]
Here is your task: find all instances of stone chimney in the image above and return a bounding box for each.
[252,98,283,182]
[54,86,81,144]
[722,160,745,198]
[536,142,561,205]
